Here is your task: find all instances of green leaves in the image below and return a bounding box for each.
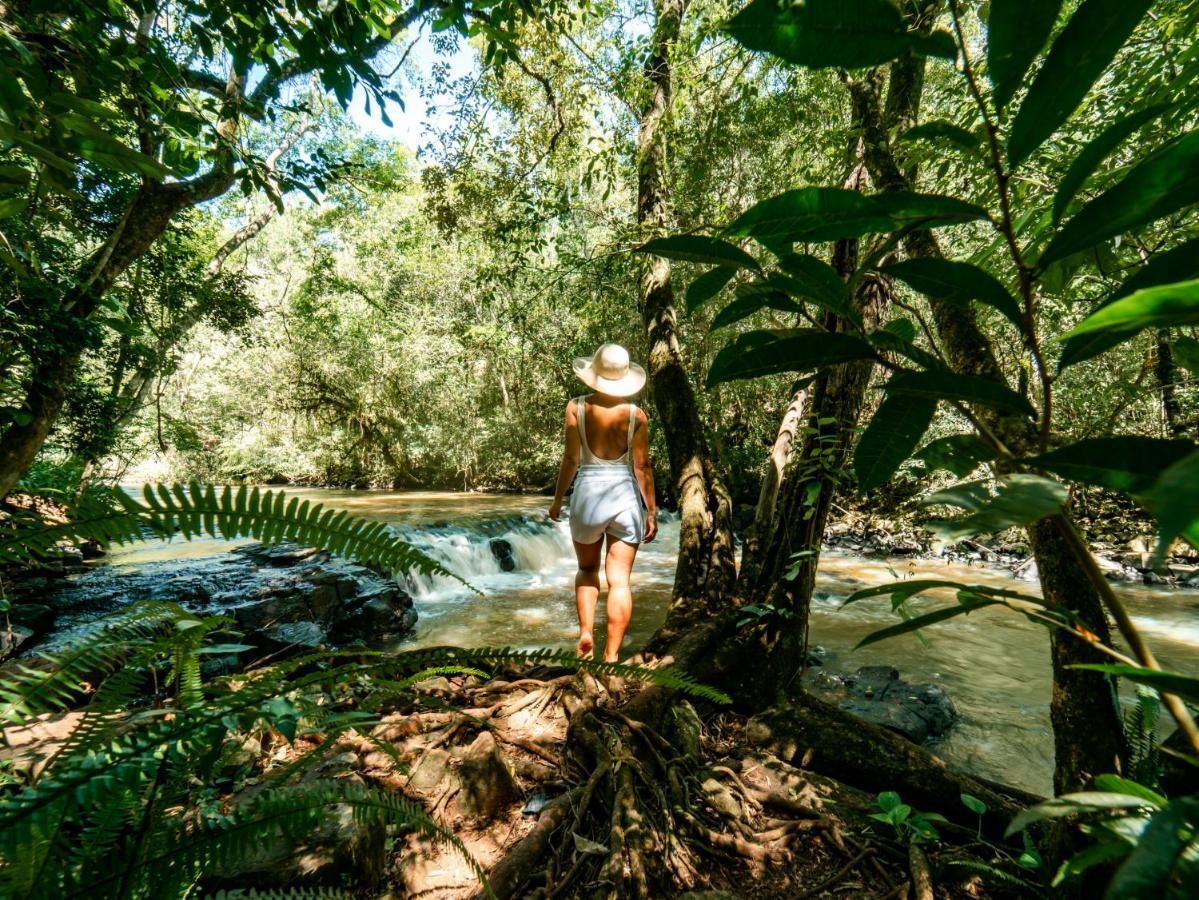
[1105,796,1199,900]
[986,0,1064,113]
[706,329,875,386]
[636,235,760,271]
[1025,437,1195,493]
[915,434,997,477]
[724,0,955,70]
[1061,279,1199,339]
[900,121,981,149]
[778,253,854,318]
[853,390,936,492]
[1070,664,1199,706]
[883,258,1024,330]
[1052,103,1171,223]
[922,474,1068,541]
[856,596,999,648]
[1041,130,1199,266]
[1058,238,1199,368]
[709,285,802,330]
[724,188,986,246]
[1141,449,1199,560]
[886,371,1036,417]
[1007,0,1153,167]
[686,266,738,312]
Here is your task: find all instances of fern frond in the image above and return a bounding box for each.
[205,890,356,899]
[0,482,471,590]
[93,781,489,898]
[0,602,183,724]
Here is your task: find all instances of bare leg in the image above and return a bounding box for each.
[603,536,639,663]
[573,538,603,659]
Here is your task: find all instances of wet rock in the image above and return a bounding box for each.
[802,665,957,744]
[233,542,322,566]
[9,603,54,635]
[263,620,327,649]
[328,586,417,645]
[489,537,517,572]
[1,625,35,662]
[457,731,519,821]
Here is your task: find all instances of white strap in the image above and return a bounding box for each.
[626,402,637,472]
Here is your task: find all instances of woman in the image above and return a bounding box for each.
[548,343,657,662]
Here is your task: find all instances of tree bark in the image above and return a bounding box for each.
[634,0,737,652]
[845,46,1125,797]
[1154,329,1185,437]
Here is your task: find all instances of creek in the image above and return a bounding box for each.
[90,488,1199,797]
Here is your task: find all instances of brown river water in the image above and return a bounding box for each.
[104,488,1199,797]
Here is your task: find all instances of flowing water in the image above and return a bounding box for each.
[103,488,1199,796]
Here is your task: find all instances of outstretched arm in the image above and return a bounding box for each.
[631,408,657,542]
[549,401,581,520]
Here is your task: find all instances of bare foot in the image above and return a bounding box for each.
[577,631,594,659]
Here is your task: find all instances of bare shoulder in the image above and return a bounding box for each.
[633,405,649,427]
[565,398,579,424]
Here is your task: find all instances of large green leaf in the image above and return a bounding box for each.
[778,253,853,316]
[1106,796,1199,900]
[709,286,802,330]
[1025,437,1196,493]
[1007,0,1153,167]
[1005,791,1163,836]
[986,0,1064,113]
[915,434,998,477]
[1142,449,1199,560]
[1070,664,1199,706]
[686,266,738,312]
[706,328,875,386]
[853,390,937,492]
[922,474,1068,541]
[883,258,1024,330]
[856,598,999,648]
[724,188,986,245]
[887,371,1036,417]
[636,235,761,270]
[1052,103,1172,223]
[1041,130,1199,266]
[1058,237,1199,369]
[723,0,955,70]
[1060,279,1199,340]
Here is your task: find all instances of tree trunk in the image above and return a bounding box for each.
[634,0,737,653]
[845,46,1125,798]
[1154,329,1185,437]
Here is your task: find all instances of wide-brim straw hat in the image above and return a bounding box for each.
[572,343,647,397]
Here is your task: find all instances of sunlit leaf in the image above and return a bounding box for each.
[922,474,1068,541]
[1059,237,1199,369]
[1060,279,1199,340]
[1105,796,1199,899]
[1041,130,1199,266]
[1025,437,1196,493]
[855,598,998,648]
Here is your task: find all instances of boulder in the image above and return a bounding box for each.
[457,731,519,821]
[802,665,958,744]
[489,538,517,572]
[9,603,54,635]
[328,585,417,645]
[1,625,35,662]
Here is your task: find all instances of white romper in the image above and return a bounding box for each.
[568,396,645,545]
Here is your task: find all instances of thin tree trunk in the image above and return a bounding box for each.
[739,384,808,586]
[1154,329,1184,437]
[635,0,737,653]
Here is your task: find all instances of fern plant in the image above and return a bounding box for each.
[1123,685,1163,789]
[0,483,727,899]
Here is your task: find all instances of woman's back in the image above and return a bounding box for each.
[577,394,635,464]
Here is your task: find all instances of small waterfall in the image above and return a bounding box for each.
[393,510,681,599]
[394,514,575,598]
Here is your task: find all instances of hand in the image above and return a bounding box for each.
[644,511,657,543]
[548,500,563,522]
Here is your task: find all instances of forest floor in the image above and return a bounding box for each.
[187,668,1033,899]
